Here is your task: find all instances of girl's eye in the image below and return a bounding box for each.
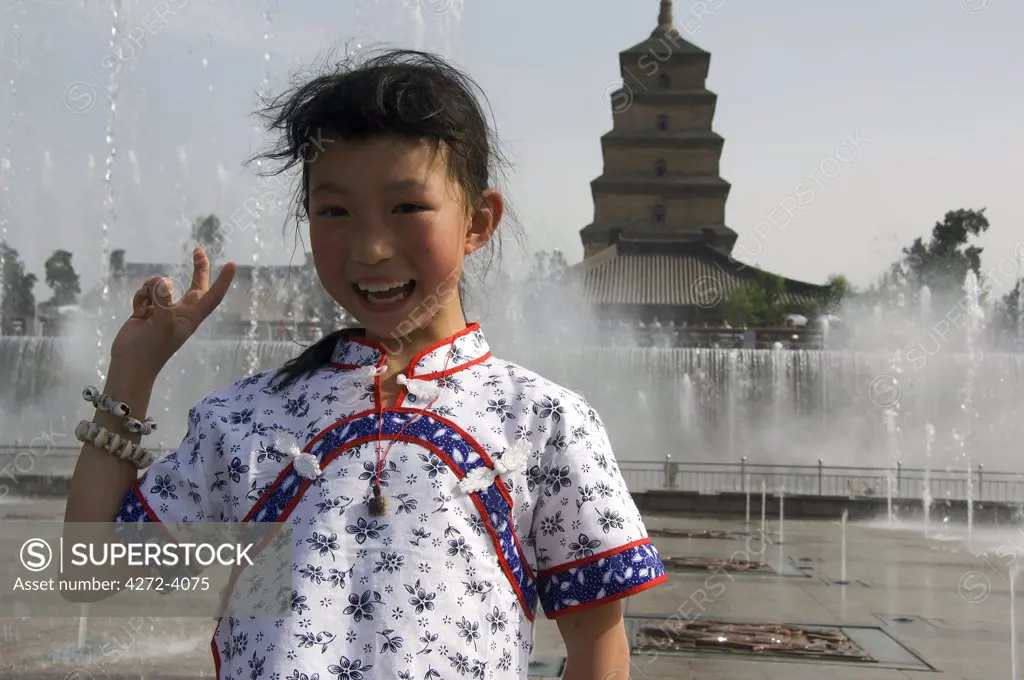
[317,206,348,218]
[393,203,427,214]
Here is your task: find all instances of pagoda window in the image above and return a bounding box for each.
[655,160,667,176]
[659,73,670,88]
[653,204,666,222]
[657,114,668,130]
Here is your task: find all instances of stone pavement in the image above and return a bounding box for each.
[1,498,1020,678]
[531,514,1022,679]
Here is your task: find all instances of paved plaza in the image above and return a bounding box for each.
[0,497,1020,678]
[532,513,1022,680]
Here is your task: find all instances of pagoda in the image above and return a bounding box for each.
[574,0,825,323]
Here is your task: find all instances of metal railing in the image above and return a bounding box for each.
[3,444,1023,504]
[619,457,1024,504]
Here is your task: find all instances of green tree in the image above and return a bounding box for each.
[895,208,989,293]
[822,273,853,311]
[789,273,855,318]
[0,241,38,321]
[852,207,992,319]
[721,271,788,326]
[41,249,81,310]
[993,279,1022,344]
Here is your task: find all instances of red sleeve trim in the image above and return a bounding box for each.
[545,573,668,620]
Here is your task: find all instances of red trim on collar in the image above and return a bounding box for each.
[405,322,480,374]
[328,322,483,373]
[329,323,487,409]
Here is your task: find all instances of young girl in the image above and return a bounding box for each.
[64,49,666,679]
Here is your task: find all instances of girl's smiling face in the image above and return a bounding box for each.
[307,134,501,347]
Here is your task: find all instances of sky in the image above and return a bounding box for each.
[0,0,1022,300]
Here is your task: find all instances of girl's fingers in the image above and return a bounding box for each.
[151,277,176,325]
[192,262,236,323]
[131,277,161,317]
[187,248,211,297]
[130,261,232,333]
[131,286,149,317]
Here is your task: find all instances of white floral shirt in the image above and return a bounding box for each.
[116,324,666,679]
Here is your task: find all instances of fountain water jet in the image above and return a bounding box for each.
[838,508,849,584]
[1011,563,1020,680]
[166,147,192,429]
[95,0,129,384]
[924,422,935,537]
[726,351,739,460]
[884,408,899,526]
[744,472,751,529]
[680,374,696,442]
[963,269,984,551]
[771,343,786,437]
[77,604,88,651]
[886,474,894,526]
[244,5,276,374]
[920,285,931,326]
[760,479,767,542]
[778,485,785,545]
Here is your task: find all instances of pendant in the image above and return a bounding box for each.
[368,484,387,516]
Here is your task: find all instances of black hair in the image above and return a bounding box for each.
[254,47,517,391]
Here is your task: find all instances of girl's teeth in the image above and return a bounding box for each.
[366,289,411,305]
[359,281,411,293]
[355,280,414,306]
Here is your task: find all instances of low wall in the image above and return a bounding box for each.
[3,474,71,498]
[635,490,1024,524]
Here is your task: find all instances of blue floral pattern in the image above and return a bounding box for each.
[115,323,665,678]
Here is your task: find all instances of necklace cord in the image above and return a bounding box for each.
[372,347,453,492]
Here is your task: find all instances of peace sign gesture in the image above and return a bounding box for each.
[110,248,236,377]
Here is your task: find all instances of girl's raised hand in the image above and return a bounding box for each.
[110,248,236,377]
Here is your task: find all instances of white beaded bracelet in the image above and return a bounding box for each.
[82,386,158,435]
[75,420,157,469]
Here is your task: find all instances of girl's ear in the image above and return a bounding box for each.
[465,190,503,255]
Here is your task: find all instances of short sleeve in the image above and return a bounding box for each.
[113,402,225,579]
[115,401,221,526]
[530,400,666,618]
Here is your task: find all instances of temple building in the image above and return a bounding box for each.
[573,0,827,325]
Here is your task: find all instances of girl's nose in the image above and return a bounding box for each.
[350,220,396,265]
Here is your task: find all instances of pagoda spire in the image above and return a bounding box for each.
[653,0,673,35]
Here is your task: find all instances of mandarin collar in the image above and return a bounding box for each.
[330,323,490,378]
